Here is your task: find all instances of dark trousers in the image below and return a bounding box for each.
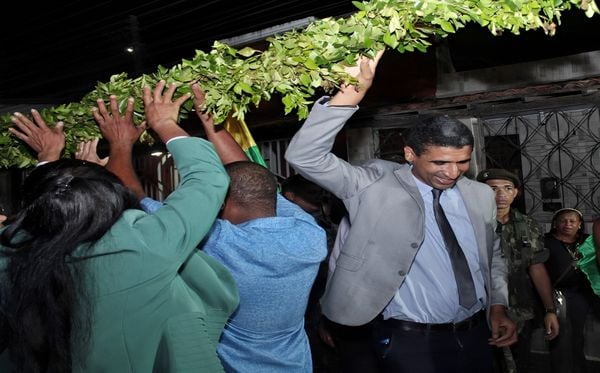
[371,315,494,373]
[550,288,598,373]
[323,317,381,373]
[512,320,534,372]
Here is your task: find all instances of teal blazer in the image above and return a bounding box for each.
[0,137,239,372]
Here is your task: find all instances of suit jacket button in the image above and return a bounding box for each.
[398,270,406,276]
[411,243,418,249]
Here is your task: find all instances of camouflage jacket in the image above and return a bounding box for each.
[497,210,549,323]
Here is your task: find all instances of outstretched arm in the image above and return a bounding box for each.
[92,95,147,200]
[191,83,247,165]
[285,50,386,199]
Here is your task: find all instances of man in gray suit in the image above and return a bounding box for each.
[285,50,517,372]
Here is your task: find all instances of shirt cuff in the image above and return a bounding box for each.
[166,136,189,145]
[140,197,164,213]
[320,96,359,109]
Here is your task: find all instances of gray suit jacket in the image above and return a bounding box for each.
[285,98,508,326]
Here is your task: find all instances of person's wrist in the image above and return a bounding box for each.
[330,87,366,106]
[148,118,178,129]
[545,307,557,314]
[37,150,61,162]
[107,141,135,151]
[158,128,189,144]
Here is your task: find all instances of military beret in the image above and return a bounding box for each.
[476,168,521,187]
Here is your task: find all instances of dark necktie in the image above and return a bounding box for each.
[431,188,477,308]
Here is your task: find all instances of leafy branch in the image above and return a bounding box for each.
[0,0,597,168]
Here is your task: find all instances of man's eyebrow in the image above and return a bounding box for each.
[430,158,471,164]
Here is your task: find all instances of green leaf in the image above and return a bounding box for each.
[352,1,366,11]
[439,20,455,33]
[303,59,319,69]
[238,47,258,57]
[383,32,398,48]
[299,73,312,86]
[310,71,323,88]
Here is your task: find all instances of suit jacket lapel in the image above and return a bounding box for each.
[393,166,425,211]
[457,178,490,265]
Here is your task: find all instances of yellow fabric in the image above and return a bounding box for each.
[224,115,256,153]
[223,114,267,167]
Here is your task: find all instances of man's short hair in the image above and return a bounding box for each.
[225,161,277,207]
[404,116,474,156]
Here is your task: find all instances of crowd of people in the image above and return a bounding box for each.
[0,49,599,373]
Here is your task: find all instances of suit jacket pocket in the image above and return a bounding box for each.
[336,250,366,272]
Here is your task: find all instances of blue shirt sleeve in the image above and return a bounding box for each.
[140,197,164,213]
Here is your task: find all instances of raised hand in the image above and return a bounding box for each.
[75,138,109,166]
[91,94,149,199]
[330,49,385,106]
[344,50,385,90]
[92,96,146,150]
[191,83,247,164]
[9,109,65,162]
[191,83,215,133]
[142,80,191,143]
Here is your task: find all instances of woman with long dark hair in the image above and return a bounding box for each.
[0,81,239,372]
[1,159,140,371]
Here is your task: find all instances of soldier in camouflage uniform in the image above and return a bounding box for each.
[477,169,560,373]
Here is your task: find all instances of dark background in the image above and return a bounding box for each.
[1,1,599,105]
[1,1,356,103]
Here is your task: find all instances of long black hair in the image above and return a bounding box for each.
[0,159,140,372]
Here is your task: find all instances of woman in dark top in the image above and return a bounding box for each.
[544,208,597,373]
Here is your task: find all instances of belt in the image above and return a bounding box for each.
[380,310,485,332]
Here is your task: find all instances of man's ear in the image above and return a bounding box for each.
[219,190,230,218]
[404,146,415,163]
